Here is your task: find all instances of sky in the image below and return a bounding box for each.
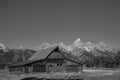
[0,0,120,49]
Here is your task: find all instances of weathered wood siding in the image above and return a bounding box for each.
[47,52,64,59]
[45,51,66,72]
[33,64,46,72]
[31,61,46,72]
[65,60,78,65]
[24,66,30,73]
[9,66,24,73]
[46,63,65,72]
[65,65,80,72]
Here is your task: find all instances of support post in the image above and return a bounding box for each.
[80,65,83,72]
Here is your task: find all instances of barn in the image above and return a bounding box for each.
[8,46,83,73]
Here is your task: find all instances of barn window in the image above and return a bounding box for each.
[57,63,62,66]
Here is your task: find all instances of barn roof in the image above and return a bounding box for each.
[28,46,57,61]
[9,46,82,67]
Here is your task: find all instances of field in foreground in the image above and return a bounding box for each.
[0,69,120,80]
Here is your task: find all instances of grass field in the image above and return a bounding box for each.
[0,69,120,80]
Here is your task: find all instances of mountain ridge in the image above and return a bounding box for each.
[0,39,120,68]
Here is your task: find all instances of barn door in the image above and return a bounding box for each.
[33,65,46,72]
[24,66,29,73]
[48,64,55,72]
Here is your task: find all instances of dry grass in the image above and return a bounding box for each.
[0,69,120,80]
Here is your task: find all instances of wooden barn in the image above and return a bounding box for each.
[8,46,83,73]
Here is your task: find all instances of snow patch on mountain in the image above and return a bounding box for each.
[37,43,50,50]
[0,42,9,52]
[0,42,6,50]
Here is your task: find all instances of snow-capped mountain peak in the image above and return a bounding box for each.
[0,42,6,50]
[37,43,50,50]
[35,38,119,54]
[74,38,81,44]
[66,38,83,51]
[74,38,83,47]
[99,41,106,47]
[58,42,68,50]
[83,41,94,51]
[86,41,92,44]
[0,42,9,52]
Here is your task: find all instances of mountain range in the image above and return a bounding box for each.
[0,38,120,68]
[37,38,119,56]
[34,39,120,68]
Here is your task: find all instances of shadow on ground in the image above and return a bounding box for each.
[20,77,84,80]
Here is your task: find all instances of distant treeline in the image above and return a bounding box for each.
[75,50,120,68]
[0,49,36,69]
